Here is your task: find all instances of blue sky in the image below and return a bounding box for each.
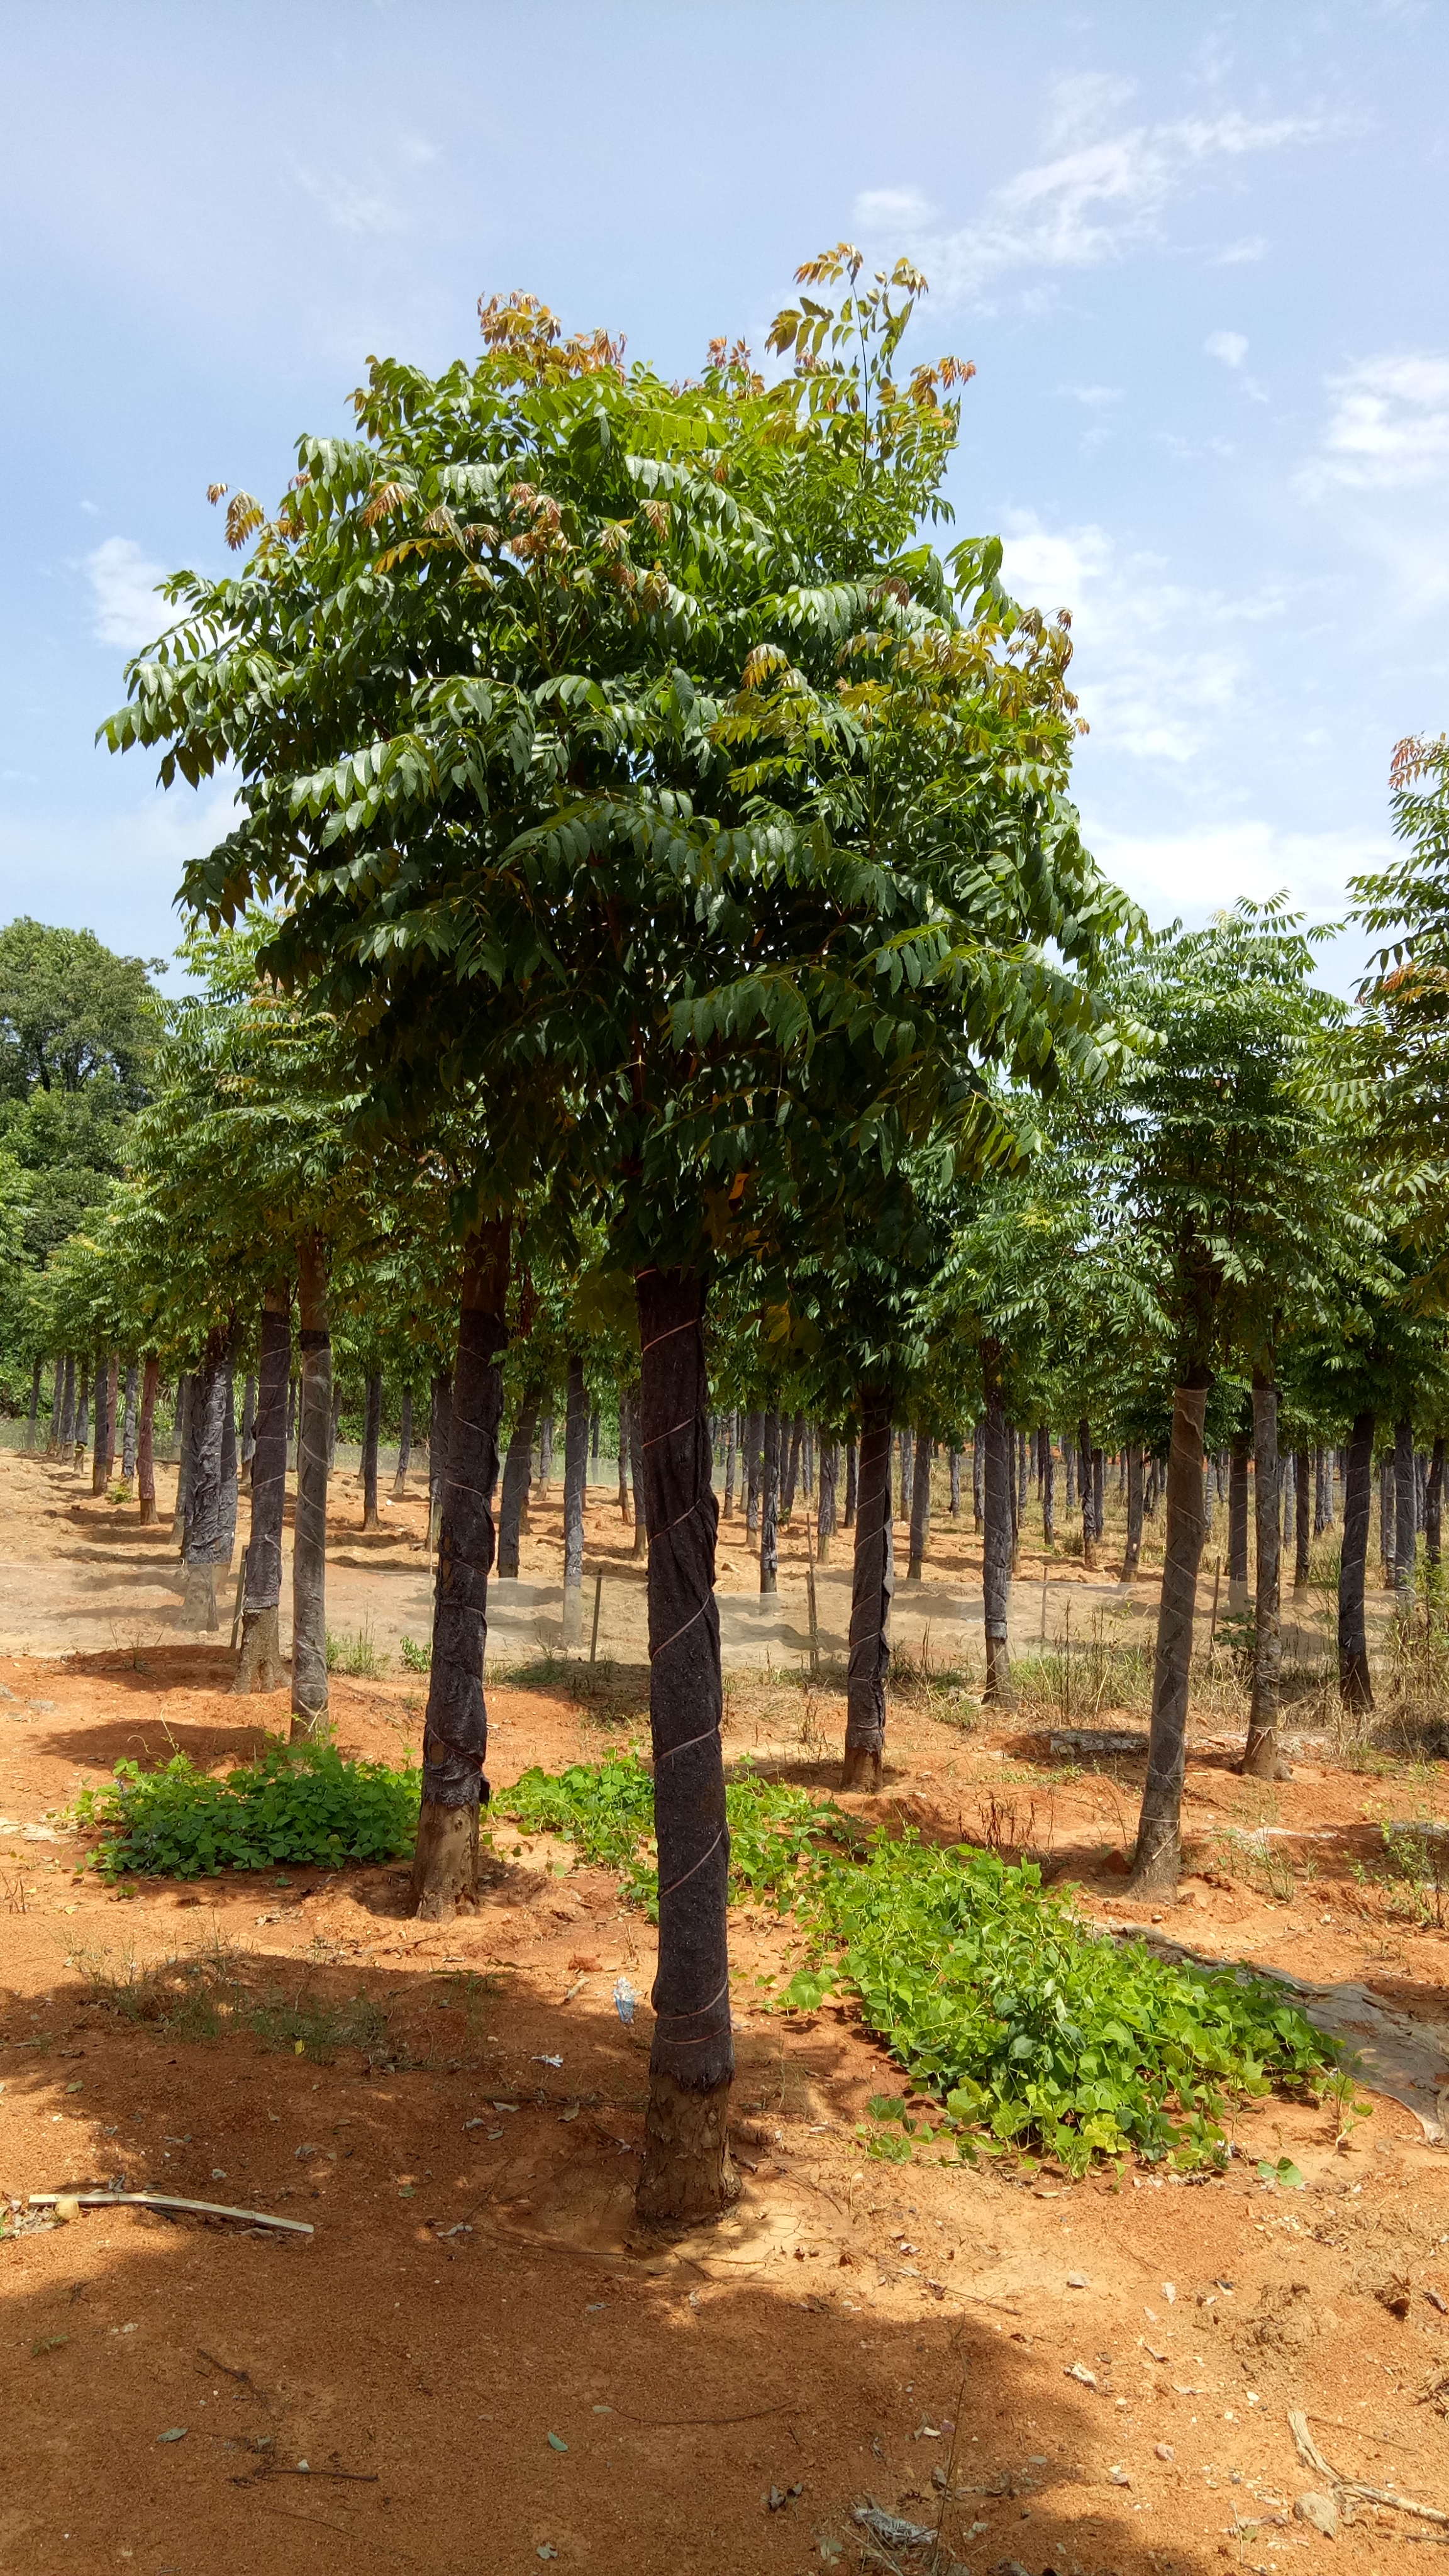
[3,0,1446,985]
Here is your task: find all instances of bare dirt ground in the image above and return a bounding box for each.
[3,1449,1449,2576]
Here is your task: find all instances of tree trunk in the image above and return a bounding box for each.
[1040,1426,1055,1545]
[1395,1416,1416,1617]
[361,1372,383,1531]
[561,1353,587,1645]
[1338,1408,1375,1711]
[219,1341,240,1570]
[1064,1433,1076,1512]
[843,1441,857,1528]
[1379,1460,1394,1587]
[780,1413,803,1523]
[1241,1377,1284,1779]
[1428,1436,1445,1568]
[170,1373,194,1543]
[286,1372,298,1466]
[1122,1443,1143,1579]
[758,1407,780,1596]
[983,1358,1015,1704]
[897,1426,913,1529]
[1077,1418,1097,1569]
[590,1406,600,1473]
[1131,1382,1209,1892]
[1019,1427,1031,1522]
[428,1374,452,1557]
[633,1265,736,2225]
[53,1355,74,1456]
[328,1380,343,1473]
[972,1419,984,1528]
[234,1287,289,1693]
[291,1238,332,1740]
[843,1395,892,1790]
[497,1383,542,1578]
[537,1411,554,1494]
[410,1221,510,1921]
[392,1387,414,1499]
[744,1409,763,1536]
[1293,1446,1311,1592]
[239,1372,257,1492]
[628,1377,647,1559]
[1227,1434,1250,1612]
[619,1395,633,1518]
[91,1353,109,1494]
[802,1422,815,1499]
[179,1326,230,1630]
[1091,1446,1104,1551]
[907,1427,932,1580]
[23,1355,40,1452]
[721,1406,736,1518]
[949,1447,961,1518]
[119,1361,139,1491]
[817,1440,838,1562]
[1313,1446,1328,1536]
[136,1358,159,1524]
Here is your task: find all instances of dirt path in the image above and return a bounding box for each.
[2,1453,1448,2573]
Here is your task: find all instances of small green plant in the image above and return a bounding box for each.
[1256,2154,1306,2189]
[74,1745,420,1879]
[326,1618,387,1678]
[398,1635,431,1673]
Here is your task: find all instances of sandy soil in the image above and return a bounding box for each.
[1,1450,1448,2575]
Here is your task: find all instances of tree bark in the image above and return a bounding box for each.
[949,1447,961,1519]
[897,1426,914,1529]
[843,1395,892,1790]
[1241,1377,1283,1779]
[1394,1416,1416,1616]
[816,1440,838,1561]
[744,1408,763,1536]
[234,1287,289,1694]
[91,1353,110,1494]
[239,1372,257,1492]
[1077,1418,1097,1569]
[633,1265,736,2225]
[1428,1436,1445,1568]
[1040,1426,1055,1545]
[629,1376,647,1559]
[843,1441,857,1528]
[721,1406,736,1518]
[410,1221,510,1921]
[780,1413,803,1523]
[392,1387,414,1498]
[1227,1433,1250,1613]
[972,1419,984,1530]
[25,1355,41,1452]
[136,1358,159,1524]
[1122,1442,1143,1580]
[219,1339,240,1570]
[119,1361,138,1491]
[904,1429,930,1580]
[983,1358,1015,1704]
[52,1355,74,1456]
[179,1326,230,1630]
[1338,1407,1375,1711]
[361,1372,382,1531]
[1293,1445,1311,1592]
[1131,1382,1209,1892]
[428,1374,452,1557]
[1092,1446,1104,1553]
[561,1352,587,1645]
[170,1373,194,1543]
[619,1394,633,1518]
[758,1407,781,1595]
[291,1237,332,1740]
[1379,1460,1394,1587]
[496,1382,542,1578]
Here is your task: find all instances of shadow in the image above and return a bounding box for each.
[0,1901,1228,2576]
[31,1716,277,1772]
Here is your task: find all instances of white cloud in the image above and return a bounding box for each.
[1298,353,1449,495]
[1214,235,1267,265]
[86,536,167,650]
[916,94,1328,306]
[853,185,934,231]
[292,164,399,236]
[1205,329,1248,369]
[1086,818,1390,931]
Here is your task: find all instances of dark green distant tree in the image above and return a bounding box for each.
[0,919,160,1274]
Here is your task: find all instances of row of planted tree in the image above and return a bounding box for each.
[6,248,1449,2216]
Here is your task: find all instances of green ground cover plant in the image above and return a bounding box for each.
[74,1745,420,1879]
[499,1755,1338,2172]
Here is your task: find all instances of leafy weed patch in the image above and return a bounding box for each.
[74,1746,420,1879]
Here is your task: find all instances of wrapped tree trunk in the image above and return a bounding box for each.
[361,1373,383,1531]
[1041,1427,1056,1545]
[817,1440,838,1562]
[744,1409,763,1536]
[629,1379,647,1559]
[1018,1427,1030,1521]
[179,1326,230,1630]
[906,1428,931,1580]
[1091,1447,1104,1553]
[1428,1436,1445,1568]
[949,1448,961,1518]
[25,1356,42,1452]
[1379,1460,1394,1587]
[721,1406,736,1518]
[1064,1435,1075,1512]
[618,1393,631,1519]
[391,1387,414,1498]
[291,1238,332,1740]
[239,1372,257,1492]
[410,1221,510,1920]
[428,1374,452,1557]
[91,1354,110,1495]
[780,1414,803,1524]
[52,1355,75,1457]
[1394,1416,1416,1617]
[497,1383,542,1577]
[286,1374,298,1466]
[170,1374,194,1543]
[802,1422,814,1498]
[1241,1377,1284,1779]
[633,1265,736,2224]
[843,1441,857,1528]
[1131,1382,1209,1892]
[1313,1446,1328,1536]
[1294,1446,1311,1592]
[1122,1443,1143,1579]
[972,1419,984,1530]
[119,1362,138,1491]
[983,1358,1015,1705]
[1077,1419,1097,1570]
[536,1411,554,1495]
[219,1340,240,1570]
[234,1287,289,1692]
[758,1407,781,1596]
[843,1395,892,1790]
[561,1353,588,1646]
[136,1359,159,1525]
[1338,1409,1375,1712]
[1227,1435,1250,1613]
